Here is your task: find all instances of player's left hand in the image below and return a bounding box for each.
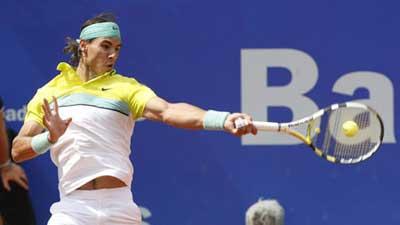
[224,113,258,136]
[42,96,72,143]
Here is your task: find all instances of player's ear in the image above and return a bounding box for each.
[80,41,88,56]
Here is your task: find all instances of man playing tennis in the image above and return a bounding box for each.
[11,13,257,225]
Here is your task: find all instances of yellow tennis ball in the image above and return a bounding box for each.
[342,120,359,137]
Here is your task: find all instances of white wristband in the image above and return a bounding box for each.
[31,131,54,154]
[203,110,230,130]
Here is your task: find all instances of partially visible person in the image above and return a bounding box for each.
[245,199,285,225]
[0,97,36,225]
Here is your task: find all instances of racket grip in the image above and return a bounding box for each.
[253,121,280,131]
[234,118,280,132]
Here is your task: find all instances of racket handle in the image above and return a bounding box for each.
[253,121,280,132]
[234,118,280,132]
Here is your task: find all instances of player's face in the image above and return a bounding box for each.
[82,37,122,75]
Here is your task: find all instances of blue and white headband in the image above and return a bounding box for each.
[79,22,121,41]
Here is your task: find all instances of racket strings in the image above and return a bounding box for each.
[321,111,333,155]
[314,107,381,162]
[333,109,365,159]
[333,109,344,158]
[354,111,370,129]
[319,109,343,156]
[356,111,370,158]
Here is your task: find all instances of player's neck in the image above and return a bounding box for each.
[76,63,99,82]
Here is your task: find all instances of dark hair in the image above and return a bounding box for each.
[63,13,117,67]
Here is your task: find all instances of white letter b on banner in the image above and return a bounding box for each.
[241,49,319,145]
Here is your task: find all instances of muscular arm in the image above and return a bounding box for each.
[142,96,257,136]
[142,96,206,130]
[0,111,10,165]
[11,121,44,163]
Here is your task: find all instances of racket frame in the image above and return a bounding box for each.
[246,102,384,164]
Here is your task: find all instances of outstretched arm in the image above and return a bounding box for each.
[142,96,257,136]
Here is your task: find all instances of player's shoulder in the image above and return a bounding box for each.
[112,73,143,87]
[36,76,63,95]
[34,62,73,94]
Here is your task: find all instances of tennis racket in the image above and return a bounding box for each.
[235,102,384,164]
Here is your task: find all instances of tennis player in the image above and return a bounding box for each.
[11,13,257,225]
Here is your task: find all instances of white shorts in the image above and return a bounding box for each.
[47,187,141,225]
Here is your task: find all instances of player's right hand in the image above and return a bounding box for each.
[224,113,258,136]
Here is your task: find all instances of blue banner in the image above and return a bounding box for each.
[0,1,398,224]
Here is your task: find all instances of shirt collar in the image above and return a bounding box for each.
[56,62,116,83]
